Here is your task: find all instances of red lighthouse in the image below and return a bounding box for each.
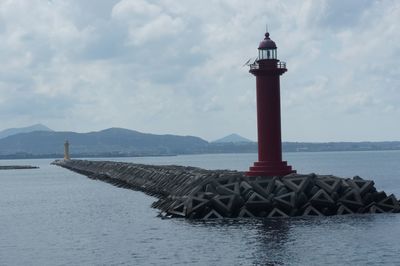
[246,31,295,177]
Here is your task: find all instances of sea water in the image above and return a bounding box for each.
[1,151,400,265]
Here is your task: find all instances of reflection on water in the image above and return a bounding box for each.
[172,212,400,265]
[1,152,400,265]
[255,219,290,265]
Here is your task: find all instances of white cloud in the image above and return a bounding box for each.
[111,0,184,46]
[111,0,161,19]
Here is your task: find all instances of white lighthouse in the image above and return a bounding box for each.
[64,140,70,160]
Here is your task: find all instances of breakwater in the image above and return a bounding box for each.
[0,165,39,170]
[52,159,400,219]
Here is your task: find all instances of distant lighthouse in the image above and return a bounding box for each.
[246,30,295,177]
[64,140,70,160]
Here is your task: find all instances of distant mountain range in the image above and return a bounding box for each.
[0,124,52,139]
[0,127,208,158]
[0,125,400,159]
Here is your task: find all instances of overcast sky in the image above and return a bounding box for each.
[0,0,399,142]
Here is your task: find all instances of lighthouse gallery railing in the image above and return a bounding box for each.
[250,61,286,70]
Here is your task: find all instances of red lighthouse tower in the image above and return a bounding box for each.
[246,31,295,177]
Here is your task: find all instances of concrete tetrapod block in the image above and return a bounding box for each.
[297,192,309,207]
[302,205,324,216]
[216,183,239,196]
[167,201,187,217]
[348,179,375,196]
[340,179,352,192]
[315,177,341,194]
[377,194,400,212]
[308,186,320,197]
[242,189,255,202]
[337,204,354,215]
[358,202,376,214]
[185,196,209,217]
[238,207,256,218]
[205,183,218,194]
[211,195,240,216]
[267,207,289,218]
[250,177,276,198]
[310,189,335,208]
[301,203,315,214]
[239,181,253,196]
[338,189,364,211]
[369,204,386,214]
[362,193,374,206]
[245,192,272,212]
[221,182,241,196]
[309,173,317,179]
[188,183,206,196]
[216,174,237,186]
[331,192,340,201]
[283,172,298,178]
[202,209,224,219]
[274,192,298,210]
[282,175,311,193]
[273,179,285,191]
[372,191,387,202]
[275,186,290,197]
[201,192,217,200]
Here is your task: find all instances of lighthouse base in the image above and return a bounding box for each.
[246,161,296,177]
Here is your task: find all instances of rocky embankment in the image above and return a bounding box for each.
[52,159,400,219]
[0,165,39,170]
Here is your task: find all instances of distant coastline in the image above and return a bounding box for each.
[1,126,399,160]
[1,141,400,160]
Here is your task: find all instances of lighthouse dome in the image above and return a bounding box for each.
[258,32,277,49]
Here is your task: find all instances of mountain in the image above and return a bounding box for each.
[0,127,208,157]
[213,133,253,143]
[0,126,400,159]
[0,124,53,139]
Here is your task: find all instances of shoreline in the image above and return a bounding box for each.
[3,149,400,161]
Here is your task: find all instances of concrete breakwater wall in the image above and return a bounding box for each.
[0,165,39,170]
[53,159,400,219]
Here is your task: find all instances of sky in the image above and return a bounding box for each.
[0,0,399,142]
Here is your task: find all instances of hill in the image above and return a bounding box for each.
[0,127,400,159]
[213,133,253,143]
[0,128,208,157]
[0,124,53,139]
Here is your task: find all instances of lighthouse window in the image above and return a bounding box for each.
[259,49,277,59]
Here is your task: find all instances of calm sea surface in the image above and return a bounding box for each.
[1,151,400,265]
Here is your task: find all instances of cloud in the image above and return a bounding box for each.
[111,0,161,19]
[0,0,399,141]
[111,0,185,46]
